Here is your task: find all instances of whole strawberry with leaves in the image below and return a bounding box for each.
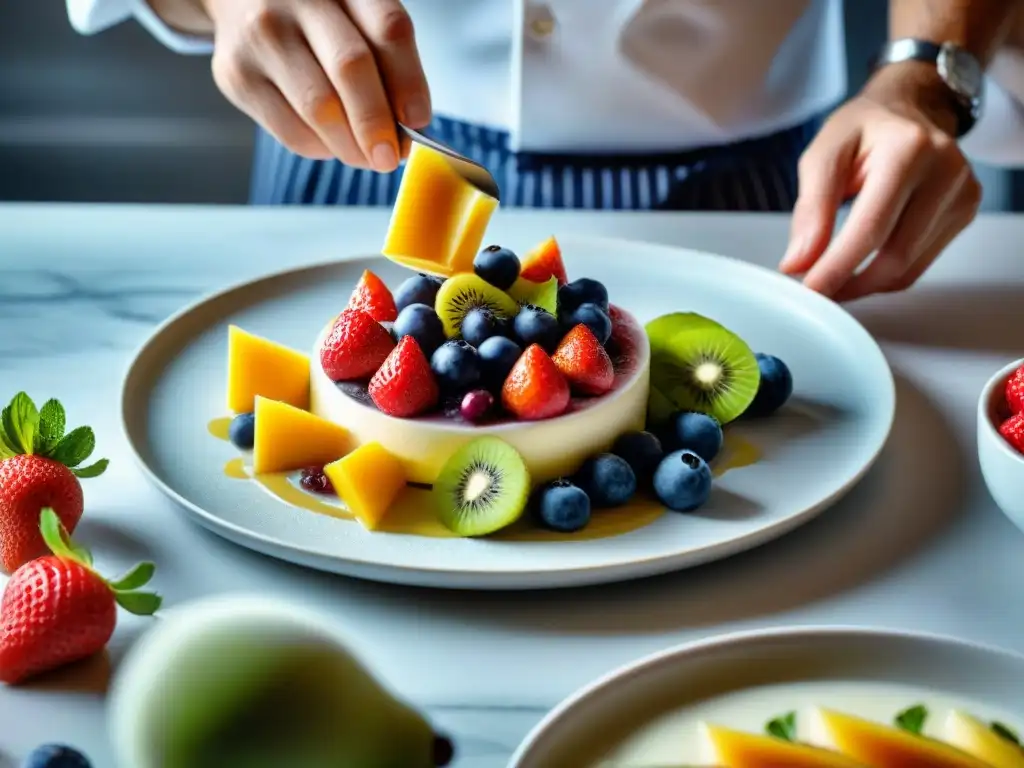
[0,508,161,685]
[0,392,109,573]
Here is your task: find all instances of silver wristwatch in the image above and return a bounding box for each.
[874,39,984,138]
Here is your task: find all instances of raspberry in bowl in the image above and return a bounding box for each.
[978,357,1024,526]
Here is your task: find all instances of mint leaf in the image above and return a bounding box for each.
[766,711,797,742]
[114,590,162,616]
[50,426,95,468]
[2,393,39,455]
[895,704,928,735]
[992,721,1020,745]
[108,562,155,591]
[72,458,108,479]
[36,399,66,454]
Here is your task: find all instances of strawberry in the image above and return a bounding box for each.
[552,324,615,395]
[0,508,160,685]
[320,309,396,381]
[369,336,440,417]
[501,344,571,420]
[1005,364,1024,415]
[346,269,398,323]
[520,236,569,286]
[1000,413,1024,455]
[0,393,108,574]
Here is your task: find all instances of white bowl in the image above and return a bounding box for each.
[978,357,1024,524]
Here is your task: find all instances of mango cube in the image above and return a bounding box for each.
[324,443,407,531]
[700,723,866,767]
[252,397,352,474]
[944,711,1024,768]
[382,143,498,277]
[227,325,310,413]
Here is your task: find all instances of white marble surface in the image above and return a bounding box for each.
[1,203,1023,767]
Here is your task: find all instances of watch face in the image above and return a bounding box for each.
[937,42,983,99]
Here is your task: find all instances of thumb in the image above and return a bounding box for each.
[780,132,857,275]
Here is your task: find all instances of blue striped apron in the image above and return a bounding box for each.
[249,115,820,210]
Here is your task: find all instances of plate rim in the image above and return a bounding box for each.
[120,234,897,588]
[508,624,1024,766]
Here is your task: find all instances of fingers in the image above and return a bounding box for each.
[301,1,400,170]
[779,125,858,276]
[345,0,432,128]
[800,124,933,298]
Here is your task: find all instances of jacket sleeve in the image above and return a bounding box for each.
[66,0,214,55]
[962,50,1024,168]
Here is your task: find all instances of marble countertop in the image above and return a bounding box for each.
[1,203,1024,767]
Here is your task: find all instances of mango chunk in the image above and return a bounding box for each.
[699,723,867,767]
[227,325,310,413]
[252,397,352,475]
[382,143,498,277]
[324,442,407,531]
[806,708,992,768]
[944,711,1024,768]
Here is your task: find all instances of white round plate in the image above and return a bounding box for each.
[510,626,1024,767]
[122,235,895,589]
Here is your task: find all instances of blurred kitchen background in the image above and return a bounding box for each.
[1,0,1018,208]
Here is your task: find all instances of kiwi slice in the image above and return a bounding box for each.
[431,437,531,536]
[507,276,558,315]
[646,312,760,425]
[435,274,520,338]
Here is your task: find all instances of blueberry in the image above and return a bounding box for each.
[564,302,612,345]
[611,431,664,485]
[533,479,591,532]
[477,336,522,388]
[665,411,723,462]
[430,340,482,393]
[394,273,444,312]
[558,278,609,314]
[746,353,794,417]
[228,412,255,450]
[473,245,520,291]
[513,304,562,352]
[460,308,499,347]
[653,450,712,512]
[23,744,91,768]
[575,453,637,508]
[393,303,446,356]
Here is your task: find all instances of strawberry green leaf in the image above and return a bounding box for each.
[36,398,66,454]
[894,704,928,735]
[108,562,155,591]
[114,590,162,616]
[2,393,39,455]
[0,440,13,460]
[50,426,95,468]
[72,458,109,479]
[765,711,797,742]
[39,507,80,563]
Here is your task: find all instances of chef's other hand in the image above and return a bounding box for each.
[780,61,981,302]
[205,0,430,170]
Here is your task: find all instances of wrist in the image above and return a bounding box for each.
[862,60,961,137]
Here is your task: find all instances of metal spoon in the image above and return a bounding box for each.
[399,123,501,202]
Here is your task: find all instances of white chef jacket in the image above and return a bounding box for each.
[66,0,1024,164]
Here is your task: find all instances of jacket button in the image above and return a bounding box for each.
[527,4,557,40]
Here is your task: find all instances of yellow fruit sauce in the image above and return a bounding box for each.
[207,417,761,542]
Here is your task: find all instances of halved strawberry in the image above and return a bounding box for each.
[1006,365,1024,415]
[501,345,570,420]
[1000,413,1024,455]
[552,324,615,396]
[369,336,439,417]
[520,236,568,286]
[320,309,396,381]
[347,270,398,323]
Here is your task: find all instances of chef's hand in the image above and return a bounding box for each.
[780,61,981,302]
[203,0,430,170]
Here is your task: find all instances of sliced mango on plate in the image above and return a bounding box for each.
[252,397,352,474]
[699,722,867,767]
[226,325,310,413]
[943,711,1024,768]
[324,442,407,531]
[382,142,498,277]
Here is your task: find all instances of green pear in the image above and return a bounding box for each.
[109,596,444,768]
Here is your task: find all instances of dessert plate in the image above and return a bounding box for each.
[122,235,895,589]
[510,626,1024,766]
